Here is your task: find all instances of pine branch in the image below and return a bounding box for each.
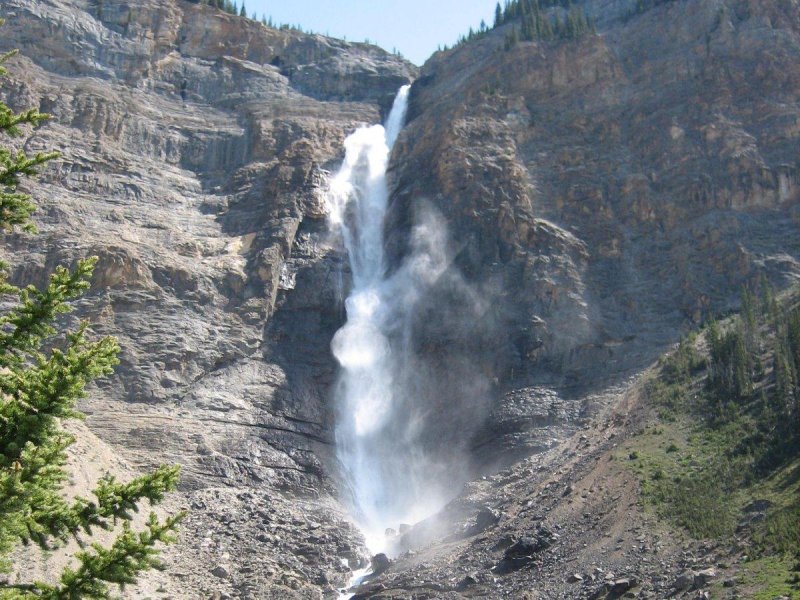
[0,150,59,187]
[37,513,184,600]
[35,466,180,541]
[0,43,50,139]
[0,46,17,79]
[88,466,181,524]
[0,434,73,556]
[0,112,53,139]
[0,44,57,233]
[0,451,179,561]
[0,513,183,599]
[0,190,37,233]
[0,327,119,459]
[0,257,98,366]
[0,149,59,232]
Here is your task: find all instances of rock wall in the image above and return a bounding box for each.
[0,0,415,596]
[389,0,800,465]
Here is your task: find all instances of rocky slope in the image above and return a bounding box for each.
[345,0,800,595]
[3,0,800,598]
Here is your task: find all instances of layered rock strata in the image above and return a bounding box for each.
[0,0,415,596]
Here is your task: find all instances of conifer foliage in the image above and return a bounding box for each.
[498,0,595,47]
[703,280,800,464]
[186,0,305,34]
[452,0,595,53]
[0,21,181,599]
[0,53,55,235]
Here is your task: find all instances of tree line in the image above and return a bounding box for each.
[704,280,800,465]
[447,0,595,53]
[499,0,595,47]
[664,278,800,472]
[185,0,308,34]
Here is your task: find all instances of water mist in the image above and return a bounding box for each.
[324,86,446,553]
[326,85,495,563]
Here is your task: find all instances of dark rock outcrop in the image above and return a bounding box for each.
[389,0,800,466]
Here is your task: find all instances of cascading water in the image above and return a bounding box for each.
[326,85,495,580]
[326,85,447,553]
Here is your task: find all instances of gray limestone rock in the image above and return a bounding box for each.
[0,0,415,596]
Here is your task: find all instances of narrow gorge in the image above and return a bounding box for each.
[2,0,800,598]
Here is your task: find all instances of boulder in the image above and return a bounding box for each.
[211,565,230,579]
[475,506,501,531]
[694,568,717,588]
[370,553,391,575]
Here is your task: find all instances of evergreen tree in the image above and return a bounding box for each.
[761,275,781,328]
[495,2,504,27]
[496,0,592,41]
[773,334,797,419]
[788,307,800,429]
[539,11,554,39]
[742,286,757,336]
[707,317,753,407]
[788,308,800,384]
[504,25,519,50]
[0,22,181,597]
[239,1,247,17]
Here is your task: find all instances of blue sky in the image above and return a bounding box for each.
[242,1,499,65]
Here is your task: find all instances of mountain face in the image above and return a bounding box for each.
[2,0,800,597]
[1,0,416,595]
[389,0,800,469]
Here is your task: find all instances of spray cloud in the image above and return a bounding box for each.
[326,86,493,554]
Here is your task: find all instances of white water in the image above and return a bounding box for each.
[337,562,371,600]
[326,85,447,553]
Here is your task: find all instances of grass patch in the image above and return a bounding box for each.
[625,414,742,539]
[624,288,800,599]
[736,555,800,600]
[650,468,737,538]
[630,382,800,543]
[753,461,800,555]
[757,504,800,556]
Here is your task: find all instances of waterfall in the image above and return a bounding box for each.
[326,85,443,553]
[326,84,493,563]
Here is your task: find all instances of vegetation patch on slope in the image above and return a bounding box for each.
[622,281,800,596]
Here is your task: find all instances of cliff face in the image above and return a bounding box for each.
[390,0,800,466]
[1,0,415,596]
[4,0,800,597]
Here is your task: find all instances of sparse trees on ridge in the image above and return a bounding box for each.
[450,0,595,53]
[703,281,800,461]
[187,0,306,33]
